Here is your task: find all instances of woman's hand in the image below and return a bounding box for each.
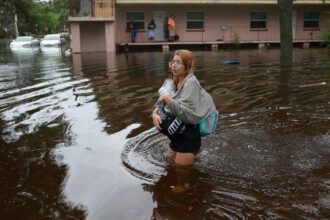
[159,94,173,104]
[152,113,162,130]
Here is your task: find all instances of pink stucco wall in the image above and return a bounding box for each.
[115,4,330,43]
[80,22,106,52]
[69,17,116,53]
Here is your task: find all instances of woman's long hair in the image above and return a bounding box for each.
[169,50,196,85]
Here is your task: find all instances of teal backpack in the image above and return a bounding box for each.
[199,111,218,136]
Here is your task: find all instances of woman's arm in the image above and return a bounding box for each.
[159,94,173,104]
[152,106,162,130]
[166,81,206,124]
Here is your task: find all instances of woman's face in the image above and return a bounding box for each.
[171,55,185,77]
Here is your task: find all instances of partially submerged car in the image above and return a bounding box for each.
[40,34,66,47]
[10,36,39,48]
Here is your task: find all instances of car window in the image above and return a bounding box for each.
[44,35,60,40]
[16,37,32,42]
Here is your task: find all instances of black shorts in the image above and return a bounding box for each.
[159,110,201,154]
[168,123,201,154]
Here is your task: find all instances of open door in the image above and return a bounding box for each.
[153,11,167,41]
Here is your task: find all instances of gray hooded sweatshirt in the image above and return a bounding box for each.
[154,73,216,124]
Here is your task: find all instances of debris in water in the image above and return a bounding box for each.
[171,185,185,194]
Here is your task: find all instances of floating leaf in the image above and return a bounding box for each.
[171,185,185,194]
[184,183,190,190]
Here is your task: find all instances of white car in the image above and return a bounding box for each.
[10,36,39,48]
[40,34,66,47]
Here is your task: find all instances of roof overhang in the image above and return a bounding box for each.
[116,0,329,4]
[68,17,115,22]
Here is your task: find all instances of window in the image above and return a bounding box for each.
[250,12,267,29]
[187,12,204,29]
[126,12,145,30]
[304,12,319,28]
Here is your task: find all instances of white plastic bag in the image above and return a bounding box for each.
[158,78,176,97]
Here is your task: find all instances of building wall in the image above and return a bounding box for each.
[115,4,329,43]
[95,0,114,17]
[294,5,329,41]
[80,21,106,52]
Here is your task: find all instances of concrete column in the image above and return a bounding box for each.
[162,44,169,52]
[106,52,117,74]
[70,22,81,53]
[105,21,116,52]
[72,53,82,75]
[258,43,265,49]
[211,44,218,51]
[303,42,310,49]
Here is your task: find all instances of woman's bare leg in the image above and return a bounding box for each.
[174,152,196,166]
[166,147,176,159]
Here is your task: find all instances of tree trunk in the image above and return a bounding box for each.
[14,14,19,38]
[278,0,293,67]
[69,0,74,16]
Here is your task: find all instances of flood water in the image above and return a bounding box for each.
[0,40,329,219]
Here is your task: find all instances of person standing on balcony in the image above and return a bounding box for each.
[168,15,175,42]
[163,17,169,41]
[129,17,137,43]
[147,19,156,42]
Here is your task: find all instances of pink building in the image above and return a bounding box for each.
[69,0,330,53]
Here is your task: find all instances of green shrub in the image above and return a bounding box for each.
[81,8,90,17]
[321,30,330,49]
[262,43,271,50]
[232,32,240,47]
[62,33,71,47]
[321,12,330,49]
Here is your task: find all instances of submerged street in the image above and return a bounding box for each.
[0,41,329,219]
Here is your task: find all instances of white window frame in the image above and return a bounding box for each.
[186,12,204,30]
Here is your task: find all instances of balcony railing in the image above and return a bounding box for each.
[70,0,114,17]
[116,24,328,43]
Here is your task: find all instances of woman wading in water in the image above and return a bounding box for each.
[152,50,216,166]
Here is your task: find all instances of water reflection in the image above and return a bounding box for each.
[10,47,40,56]
[40,46,66,57]
[0,42,329,219]
[149,166,210,220]
[0,41,87,219]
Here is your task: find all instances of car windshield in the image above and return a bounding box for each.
[44,35,60,40]
[15,37,32,42]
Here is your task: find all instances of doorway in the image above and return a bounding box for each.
[153,11,167,41]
